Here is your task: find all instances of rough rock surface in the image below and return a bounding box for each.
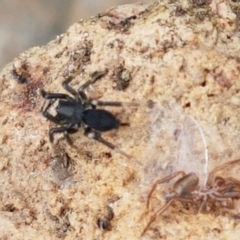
[1,0,240,239]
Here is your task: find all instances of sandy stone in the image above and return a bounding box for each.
[1,0,240,239]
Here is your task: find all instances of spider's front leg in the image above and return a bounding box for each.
[62,77,80,100]
[41,89,74,101]
[77,70,108,100]
[78,70,139,108]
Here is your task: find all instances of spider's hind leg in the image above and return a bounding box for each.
[84,127,141,166]
[90,100,139,108]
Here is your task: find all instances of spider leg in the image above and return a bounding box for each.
[41,89,74,100]
[147,171,186,209]
[90,99,139,108]
[43,111,62,125]
[84,127,142,166]
[62,77,80,100]
[198,197,208,213]
[141,198,175,237]
[141,195,194,236]
[49,125,78,145]
[207,159,240,186]
[222,199,235,210]
[221,191,240,198]
[77,70,108,99]
[49,127,68,143]
[225,177,240,186]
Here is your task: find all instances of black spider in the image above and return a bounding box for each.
[41,70,139,162]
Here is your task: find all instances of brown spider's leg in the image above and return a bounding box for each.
[141,198,175,237]
[205,192,240,211]
[212,176,225,188]
[208,194,234,212]
[84,128,142,166]
[176,196,195,202]
[78,70,108,97]
[232,214,240,219]
[198,197,208,213]
[90,100,139,108]
[146,171,186,209]
[218,183,240,193]
[207,159,240,186]
[223,199,235,210]
[141,197,194,236]
[219,192,240,198]
[210,177,240,205]
[225,177,240,186]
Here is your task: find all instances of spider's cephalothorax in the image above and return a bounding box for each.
[41,70,139,162]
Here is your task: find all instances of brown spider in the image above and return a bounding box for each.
[141,159,240,237]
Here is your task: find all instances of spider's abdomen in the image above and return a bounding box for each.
[57,100,84,125]
[83,109,120,132]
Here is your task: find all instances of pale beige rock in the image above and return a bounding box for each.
[1,0,240,239]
